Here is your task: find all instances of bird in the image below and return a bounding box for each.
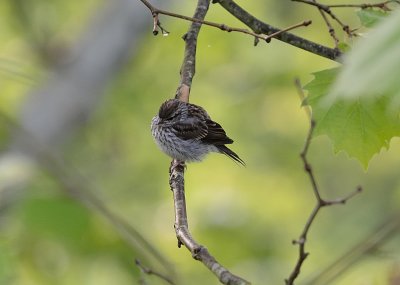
[151,99,245,166]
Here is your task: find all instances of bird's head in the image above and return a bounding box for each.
[156,99,181,126]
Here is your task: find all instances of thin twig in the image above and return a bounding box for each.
[166,0,251,284]
[292,0,354,37]
[138,0,339,61]
[294,78,311,119]
[285,120,362,285]
[292,0,331,11]
[138,0,311,44]
[312,0,340,48]
[328,0,400,9]
[216,0,341,61]
[175,0,212,101]
[135,259,176,285]
[264,20,312,43]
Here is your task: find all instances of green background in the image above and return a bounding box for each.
[0,1,399,284]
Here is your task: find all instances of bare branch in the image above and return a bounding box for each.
[164,0,251,284]
[138,0,312,49]
[327,0,400,9]
[291,0,397,37]
[292,0,331,11]
[292,0,355,38]
[135,259,176,285]
[312,0,340,48]
[294,78,311,119]
[175,0,212,100]
[264,20,312,43]
[170,162,250,285]
[138,0,339,61]
[285,119,362,285]
[216,0,341,61]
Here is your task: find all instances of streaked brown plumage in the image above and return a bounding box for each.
[151,99,244,165]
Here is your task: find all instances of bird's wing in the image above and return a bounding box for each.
[172,113,208,140]
[171,102,233,144]
[201,119,234,145]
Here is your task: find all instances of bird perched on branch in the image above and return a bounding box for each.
[151,99,244,165]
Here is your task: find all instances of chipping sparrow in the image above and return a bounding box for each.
[151,99,245,165]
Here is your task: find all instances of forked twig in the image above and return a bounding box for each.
[292,0,400,42]
[264,21,312,43]
[285,119,362,285]
[135,259,176,285]
[311,0,340,48]
[139,0,311,44]
[138,0,342,61]
[292,0,354,38]
[326,0,400,9]
[216,0,341,61]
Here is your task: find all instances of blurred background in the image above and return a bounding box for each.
[0,0,399,284]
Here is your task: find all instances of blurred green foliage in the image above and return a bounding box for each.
[357,8,388,27]
[1,1,400,285]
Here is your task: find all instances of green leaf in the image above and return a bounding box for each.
[357,9,387,28]
[304,68,400,169]
[327,9,400,103]
[313,10,400,168]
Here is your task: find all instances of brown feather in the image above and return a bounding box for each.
[201,119,234,145]
[172,120,208,140]
[173,102,208,140]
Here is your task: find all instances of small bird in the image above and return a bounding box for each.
[151,99,244,165]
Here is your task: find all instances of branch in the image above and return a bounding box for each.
[285,120,362,285]
[264,21,312,43]
[292,0,353,37]
[138,0,311,50]
[292,0,330,11]
[311,0,340,48]
[138,0,338,61]
[323,0,400,9]
[163,0,251,284]
[135,259,176,285]
[175,0,212,101]
[289,0,400,37]
[216,0,341,61]
[170,163,250,285]
[294,78,311,119]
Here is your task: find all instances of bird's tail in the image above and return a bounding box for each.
[217,145,245,166]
